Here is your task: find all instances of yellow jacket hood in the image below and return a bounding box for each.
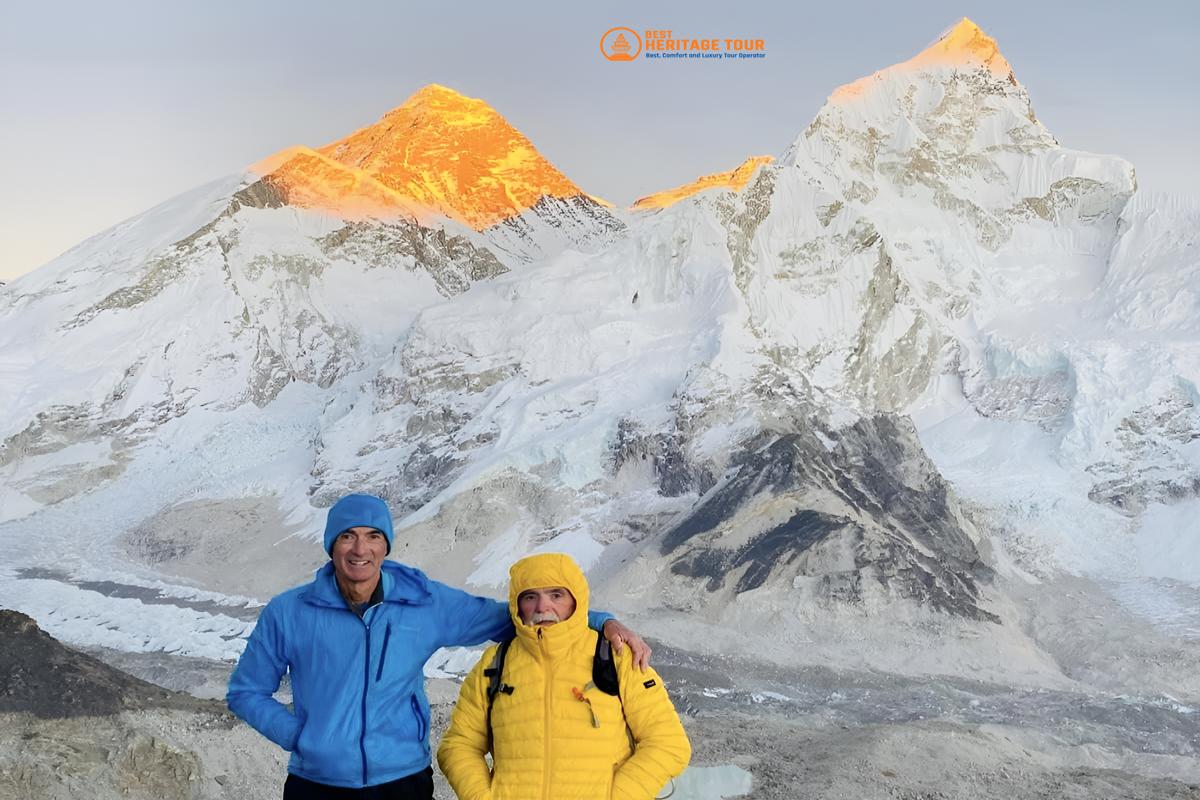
[440,551,691,800]
[508,553,590,654]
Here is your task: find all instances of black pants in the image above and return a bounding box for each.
[283,768,434,799]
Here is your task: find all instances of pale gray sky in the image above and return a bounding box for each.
[2,0,1197,280]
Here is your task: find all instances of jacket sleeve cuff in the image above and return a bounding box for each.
[587,609,614,631]
[284,719,302,752]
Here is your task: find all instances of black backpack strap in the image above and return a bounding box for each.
[591,633,620,696]
[483,638,514,755]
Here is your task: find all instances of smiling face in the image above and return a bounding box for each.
[517,586,577,626]
[330,526,388,600]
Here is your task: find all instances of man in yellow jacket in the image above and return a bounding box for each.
[438,553,691,800]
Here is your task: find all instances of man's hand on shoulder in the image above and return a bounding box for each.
[602,619,651,671]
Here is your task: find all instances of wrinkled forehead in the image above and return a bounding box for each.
[517,585,573,598]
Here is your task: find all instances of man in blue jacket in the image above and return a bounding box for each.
[227,493,650,799]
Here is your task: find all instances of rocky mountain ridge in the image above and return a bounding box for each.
[0,18,1194,685]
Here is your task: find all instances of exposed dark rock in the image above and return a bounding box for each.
[0,610,214,719]
[1084,387,1200,516]
[317,220,508,297]
[660,414,999,622]
[230,177,288,211]
[718,167,776,295]
[611,419,704,497]
[671,509,857,593]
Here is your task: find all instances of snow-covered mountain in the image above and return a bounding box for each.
[0,19,1196,689]
[0,83,622,516]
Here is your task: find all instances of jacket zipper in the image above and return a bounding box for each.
[376,623,392,682]
[360,619,372,786]
[540,627,551,800]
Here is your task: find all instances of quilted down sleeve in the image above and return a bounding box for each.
[436,648,496,800]
[610,652,691,800]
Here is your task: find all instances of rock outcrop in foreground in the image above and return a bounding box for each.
[4,609,1199,800]
[0,609,284,800]
[0,610,206,719]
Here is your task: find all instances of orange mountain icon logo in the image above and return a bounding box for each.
[601,27,642,61]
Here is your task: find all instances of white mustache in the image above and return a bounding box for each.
[530,611,560,624]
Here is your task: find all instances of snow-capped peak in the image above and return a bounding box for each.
[779,12,1091,215]
[312,84,587,230]
[827,17,1014,107]
[913,17,1012,79]
[1,20,1195,700]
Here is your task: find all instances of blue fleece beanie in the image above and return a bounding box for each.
[323,494,395,555]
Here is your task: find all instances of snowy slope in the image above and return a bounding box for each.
[0,19,1196,675]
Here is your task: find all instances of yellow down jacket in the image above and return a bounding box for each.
[437,553,691,800]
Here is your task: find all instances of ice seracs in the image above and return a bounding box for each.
[0,20,1195,689]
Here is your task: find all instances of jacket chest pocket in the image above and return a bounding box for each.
[375,623,392,681]
[368,610,420,682]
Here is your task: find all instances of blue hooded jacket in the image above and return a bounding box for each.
[227,561,612,788]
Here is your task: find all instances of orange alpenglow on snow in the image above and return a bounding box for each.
[631,156,775,210]
[319,84,584,229]
[249,84,586,229]
[249,146,432,223]
[830,17,1013,104]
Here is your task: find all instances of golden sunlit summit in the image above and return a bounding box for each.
[253,85,586,230]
